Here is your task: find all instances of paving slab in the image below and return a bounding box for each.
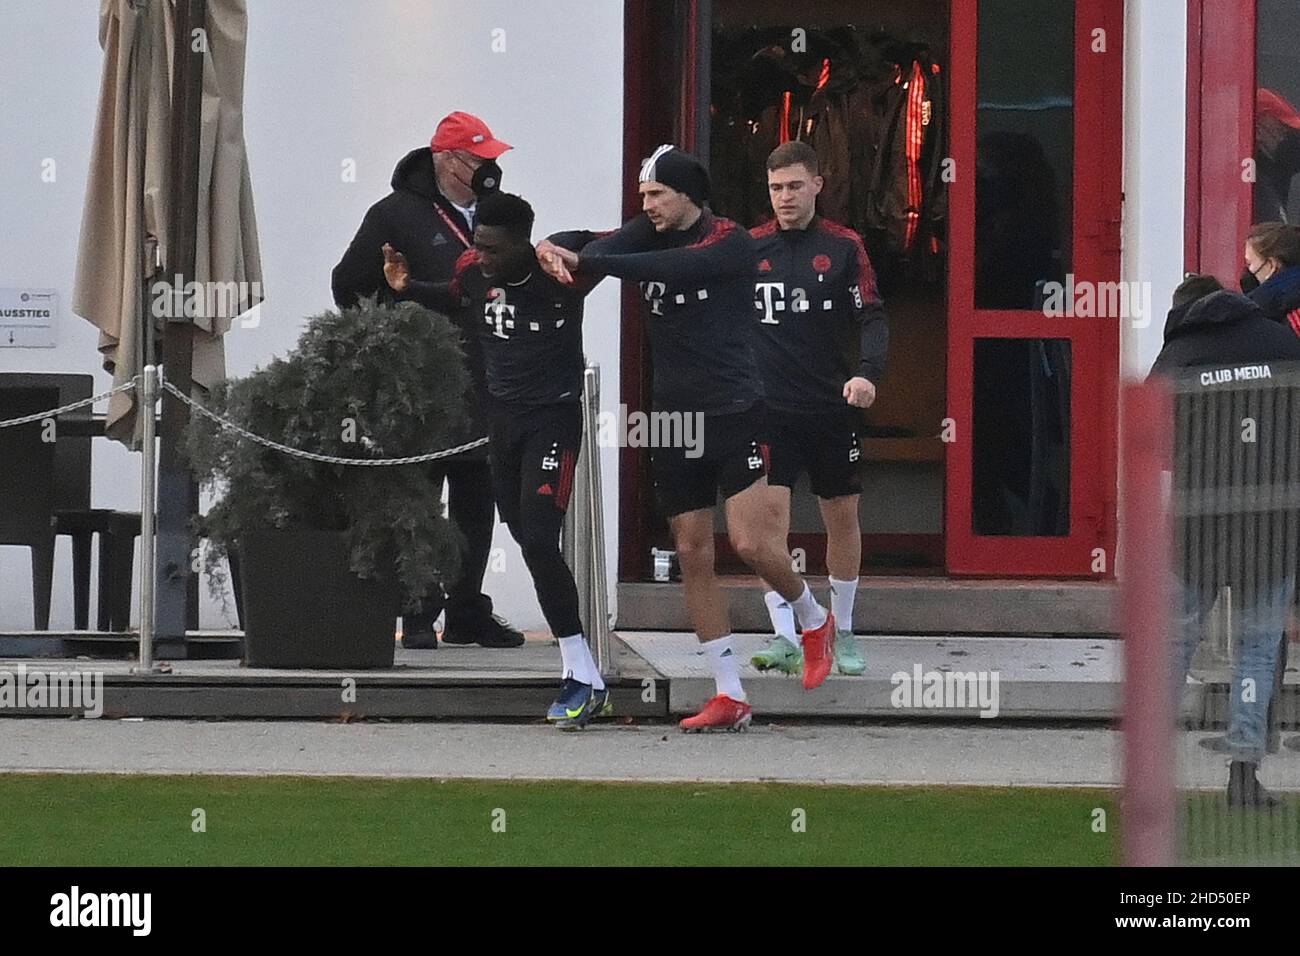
[1,719,1298,793]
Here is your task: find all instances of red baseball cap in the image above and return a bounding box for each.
[430,111,512,158]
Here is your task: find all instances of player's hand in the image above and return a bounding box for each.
[844,376,877,408]
[382,243,410,292]
[536,239,578,285]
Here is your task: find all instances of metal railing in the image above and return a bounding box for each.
[1169,368,1300,866]
[6,362,617,678]
[1125,369,1300,867]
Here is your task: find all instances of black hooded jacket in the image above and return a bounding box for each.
[1148,289,1300,379]
[331,147,487,452]
[1149,290,1300,598]
[332,147,476,308]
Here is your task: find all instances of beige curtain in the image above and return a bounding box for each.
[73,0,262,445]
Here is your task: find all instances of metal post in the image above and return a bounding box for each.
[562,469,586,614]
[1121,381,1175,866]
[133,365,166,674]
[156,0,207,651]
[583,365,615,677]
[563,424,593,654]
[562,363,616,678]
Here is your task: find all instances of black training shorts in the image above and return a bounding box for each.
[764,405,863,500]
[651,403,769,518]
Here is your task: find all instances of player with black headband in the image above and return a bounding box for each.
[538,145,838,732]
[384,191,611,730]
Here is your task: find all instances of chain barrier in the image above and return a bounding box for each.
[160,379,489,464]
[0,380,137,429]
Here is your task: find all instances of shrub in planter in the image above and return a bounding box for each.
[185,297,473,667]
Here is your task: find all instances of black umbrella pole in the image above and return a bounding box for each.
[156,0,207,650]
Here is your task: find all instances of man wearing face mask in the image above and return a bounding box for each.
[1240,221,1300,336]
[332,111,524,649]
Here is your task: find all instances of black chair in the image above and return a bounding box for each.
[53,509,140,631]
[0,373,141,630]
[0,385,58,628]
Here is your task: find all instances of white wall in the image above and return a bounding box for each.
[1115,0,1187,584]
[1122,0,1187,379]
[0,0,624,632]
[2,0,1199,631]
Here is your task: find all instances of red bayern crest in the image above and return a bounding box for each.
[812,254,832,274]
[758,259,772,273]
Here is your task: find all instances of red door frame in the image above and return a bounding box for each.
[619,1,682,581]
[944,0,1123,577]
[620,0,1121,582]
[1184,0,1257,278]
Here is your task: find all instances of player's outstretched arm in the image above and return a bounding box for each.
[580,221,755,285]
[393,248,475,314]
[539,229,617,292]
[395,278,463,313]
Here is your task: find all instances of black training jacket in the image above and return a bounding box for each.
[575,211,763,416]
[750,215,888,412]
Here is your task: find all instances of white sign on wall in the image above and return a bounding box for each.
[0,288,58,348]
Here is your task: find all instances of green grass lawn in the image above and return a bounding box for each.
[0,774,1118,866]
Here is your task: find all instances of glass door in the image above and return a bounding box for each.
[946,0,1122,575]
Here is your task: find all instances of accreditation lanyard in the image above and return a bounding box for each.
[435,202,473,250]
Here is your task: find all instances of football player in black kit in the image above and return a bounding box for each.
[748,141,888,679]
[383,192,611,729]
[538,145,838,731]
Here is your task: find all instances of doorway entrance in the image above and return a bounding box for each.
[619,0,1122,584]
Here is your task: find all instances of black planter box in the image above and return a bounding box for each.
[238,530,398,669]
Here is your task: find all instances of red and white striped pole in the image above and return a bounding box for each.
[1120,380,1176,866]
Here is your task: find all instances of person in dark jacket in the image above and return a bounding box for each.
[331,111,524,649]
[1241,221,1300,336]
[1151,276,1300,375]
[1149,276,1300,807]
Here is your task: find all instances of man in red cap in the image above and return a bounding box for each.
[332,112,523,649]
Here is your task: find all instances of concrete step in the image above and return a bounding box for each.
[622,632,1300,722]
[617,577,1117,635]
[3,632,1294,725]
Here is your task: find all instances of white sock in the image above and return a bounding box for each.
[789,583,828,632]
[828,576,858,632]
[763,590,800,646]
[704,635,746,701]
[558,634,604,690]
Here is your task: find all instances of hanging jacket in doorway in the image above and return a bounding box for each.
[862,44,946,280]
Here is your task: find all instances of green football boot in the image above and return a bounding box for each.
[833,630,866,676]
[751,635,803,674]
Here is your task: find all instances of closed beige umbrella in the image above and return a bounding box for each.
[73,0,262,445]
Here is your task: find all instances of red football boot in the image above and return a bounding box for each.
[679,694,754,732]
[801,611,836,690]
